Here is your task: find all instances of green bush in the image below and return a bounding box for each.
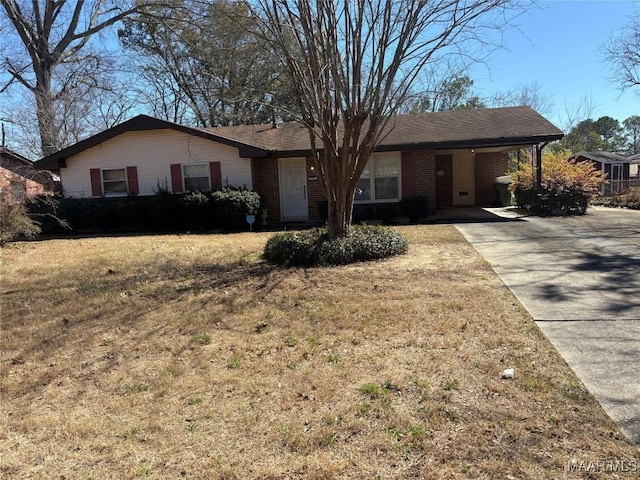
[399,195,429,221]
[211,186,261,229]
[263,225,408,267]
[29,186,261,234]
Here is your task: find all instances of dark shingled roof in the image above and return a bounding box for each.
[572,151,630,164]
[35,106,563,169]
[206,106,564,153]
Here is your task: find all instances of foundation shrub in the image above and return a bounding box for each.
[511,150,604,215]
[263,225,408,267]
[30,186,261,234]
[211,186,261,229]
[399,195,429,221]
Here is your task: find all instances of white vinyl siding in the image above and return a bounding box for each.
[60,130,251,198]
[354,152,401,203]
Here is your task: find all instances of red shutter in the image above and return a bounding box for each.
[90,168,102,197]
[170,164,183,193]
[401,151,415,198]
[126,166,139,195]
[210,161,222,190]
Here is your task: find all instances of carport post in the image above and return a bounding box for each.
[535,142,547,211]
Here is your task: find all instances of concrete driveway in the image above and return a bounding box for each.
[454,206,640,445]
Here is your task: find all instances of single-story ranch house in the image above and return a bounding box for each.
[34,106,563,222]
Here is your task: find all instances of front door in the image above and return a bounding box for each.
[279,157,309,220]
[452,151,475,205]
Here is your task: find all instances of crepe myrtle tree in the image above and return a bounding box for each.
[253,0,524,238]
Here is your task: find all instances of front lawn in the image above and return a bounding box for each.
[1,226,637,479]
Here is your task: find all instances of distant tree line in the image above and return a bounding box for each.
[1,0,638,160]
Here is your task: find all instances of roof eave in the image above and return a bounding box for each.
[252,134,565,159]
[33,115,270,169]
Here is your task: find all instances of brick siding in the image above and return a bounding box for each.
[474,152,509,206]
[251,158,281,222]
[306,157,325,221]
[414,149,436,215]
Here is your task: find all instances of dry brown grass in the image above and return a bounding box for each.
[1,226,637,479]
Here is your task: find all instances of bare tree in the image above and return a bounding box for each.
[603,8,640,93]
[490,81,553,116]
[0,1,165,156]
[254,0,524,238]
[119,0,297,127]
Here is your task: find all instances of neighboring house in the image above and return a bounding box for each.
[628,153,640,180]
[34,106,563,222]
[571,151,640,196]
[1,146,54,202]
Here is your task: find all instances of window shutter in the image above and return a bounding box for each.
[210,162,222,190]
[126,166,139,195]
[90,168,102,197]
[170,164,183,193]
[401,151,415,198]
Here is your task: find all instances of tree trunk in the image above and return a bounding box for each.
[326,179,355,238]
[35,74,59,157]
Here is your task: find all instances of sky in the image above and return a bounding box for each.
[469,0,639,129]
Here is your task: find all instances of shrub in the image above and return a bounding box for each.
[399,195,429,221]
[182,191,211,230]
[263,225,408,267]
[211,186,261,229]
[31,186,262,234]
[511,150,604,215]
[0,192,41,246]
[592,187,640,210]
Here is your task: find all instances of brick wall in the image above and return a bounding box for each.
[251,158,281,222]
[305,157,325,221]
[475,152,508,206]
[414,149,436,215]
[0,158,53,200]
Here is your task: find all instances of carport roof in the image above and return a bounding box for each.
[35,106,563,169]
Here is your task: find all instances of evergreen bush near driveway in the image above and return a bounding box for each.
[263,225,408,267]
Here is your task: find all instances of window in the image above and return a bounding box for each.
[102,169,128,196]
[183,164,210,191]
[354,153,400,202]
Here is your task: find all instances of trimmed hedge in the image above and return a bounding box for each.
[263,225,408,267]
[28,187,261,234]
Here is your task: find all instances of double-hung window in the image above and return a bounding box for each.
[183,164,211,191]
[102,168,128,196]
[354,153,401,202]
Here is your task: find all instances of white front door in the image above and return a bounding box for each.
[279,158,309,220]
[452,151,475,206]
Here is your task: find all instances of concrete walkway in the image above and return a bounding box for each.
[453,206,640,445]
